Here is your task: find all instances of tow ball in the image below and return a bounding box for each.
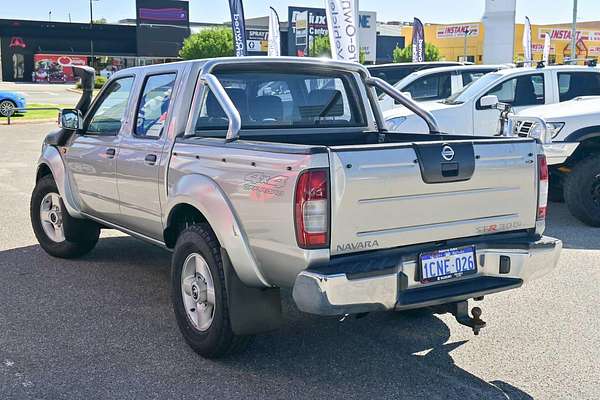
[440,301,487,335]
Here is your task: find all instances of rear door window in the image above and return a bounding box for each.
[403,72,452,101]
[194,70,365,137]
[558,72,600,101]
[134,73,176,138]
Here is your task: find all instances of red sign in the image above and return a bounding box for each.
[33,54,88,83]
[436,24,480,39]
[9,37,26,48]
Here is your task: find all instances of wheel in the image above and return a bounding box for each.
[564,155,600,226]
[171,224,252,358]
[0,100,16,117]
[30,175,100,258]
[548,169,565,203]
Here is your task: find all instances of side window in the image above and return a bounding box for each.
[86,77,135,135]
[558,72,600,102]
[135,73,176,138]
[482,74,544,107]
[403,73,451,101]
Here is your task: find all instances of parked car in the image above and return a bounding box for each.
[367,61,464,95]
[379,64,512,111]
[511,96,600,226]
[0,90,26,116]
[31,59,561,358]
[384,65,600,136]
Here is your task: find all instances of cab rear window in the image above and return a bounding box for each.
[194,70,366,135]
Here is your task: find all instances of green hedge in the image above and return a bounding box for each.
[76,76,107,89]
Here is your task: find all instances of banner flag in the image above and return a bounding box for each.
[523,16,532,66]
[542,32,551,64]
[412,18,425,62]
[228,0,247,57]
[325,0,359,62]
[268,7,281,56]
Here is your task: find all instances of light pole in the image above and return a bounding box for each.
[90,0,100,69]
[463,28,470,62]
[570,0,578,63]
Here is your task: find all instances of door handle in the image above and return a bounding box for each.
[144,154,158,165]
[105,148,116,158]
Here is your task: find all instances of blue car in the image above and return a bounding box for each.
[0,91,27,117]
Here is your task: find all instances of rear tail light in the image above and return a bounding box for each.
[537,154,548,220]
[295,169,329,249]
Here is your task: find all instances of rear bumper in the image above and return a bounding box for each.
[292,235,562,316]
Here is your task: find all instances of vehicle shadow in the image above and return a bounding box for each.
[0,236,533,400]
[546,202,600,250]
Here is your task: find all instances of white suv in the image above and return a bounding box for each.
[514,95,600,226]
[384,65,600,137]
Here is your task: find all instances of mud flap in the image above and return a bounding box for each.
[221,248,283,335]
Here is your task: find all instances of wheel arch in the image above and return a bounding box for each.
[563,130,600,166]
[36,163,53,182]
[37,145,83,218]
[165,174,270,288]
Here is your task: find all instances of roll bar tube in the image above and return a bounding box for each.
[200,73,242,142]
[365,76,441,134]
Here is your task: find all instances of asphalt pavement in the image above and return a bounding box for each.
[0,122,598,400]
[0,82,80,106]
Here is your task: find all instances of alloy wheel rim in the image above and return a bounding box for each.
[0,101,15,116]
[181,252,216,332]
[39,192,66,243]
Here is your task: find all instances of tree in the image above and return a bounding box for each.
[310,35,331,58]
[392,43,441,63]
[179,27,234,60]
[92,18,107,24]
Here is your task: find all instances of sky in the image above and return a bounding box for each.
[2,0,598,25]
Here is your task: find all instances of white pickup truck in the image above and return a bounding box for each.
[512,96,600,226]
[384,65,600,136]
[31,58,561,358]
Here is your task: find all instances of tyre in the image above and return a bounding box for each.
[30,175,100,258]
[0,100,16,117]
[564,155,600,226]
[171,224,252,358]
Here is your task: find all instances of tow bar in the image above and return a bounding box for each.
[436,300,487,335]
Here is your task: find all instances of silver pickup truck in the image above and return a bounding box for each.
[31,58,561,358]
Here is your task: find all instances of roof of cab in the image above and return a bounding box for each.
[111,56,371,79]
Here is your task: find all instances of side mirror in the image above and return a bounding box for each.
[479,95,499,109]
[59,108,83,131]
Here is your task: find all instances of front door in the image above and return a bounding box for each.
[116,73,176,239]
[65,76,135,222]
[473,73,546,136]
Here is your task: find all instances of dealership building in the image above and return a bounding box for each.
[2,6,599,83]
[397,20,600,65]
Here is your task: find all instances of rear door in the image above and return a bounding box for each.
[116,72,177,239]
[329,139,539,255]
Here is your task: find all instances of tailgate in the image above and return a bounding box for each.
[329,139,538,256]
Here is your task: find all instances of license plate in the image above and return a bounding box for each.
[419,246,476,283]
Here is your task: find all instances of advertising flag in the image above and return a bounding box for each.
[523,16,532,66]
[412,18,425,62]
[228,0,247,57]
[268,7,281,56]
[542,32,551,64]
[325,0,359,62]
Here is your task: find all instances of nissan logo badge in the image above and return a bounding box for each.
[441,145,455,161]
